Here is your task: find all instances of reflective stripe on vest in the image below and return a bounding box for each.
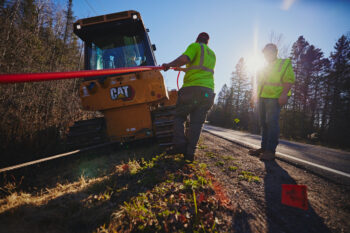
[264,82,284,86]
[186,43,214,74]
[259,59,289,97]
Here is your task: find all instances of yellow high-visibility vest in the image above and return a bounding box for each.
[182,43,216,90]
[258,58,295,98]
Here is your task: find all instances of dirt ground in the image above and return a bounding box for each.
[197,132,350,233]
[0,133,349,233]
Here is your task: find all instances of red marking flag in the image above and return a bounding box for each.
[281,184,308,210]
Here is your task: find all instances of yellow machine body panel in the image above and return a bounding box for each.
[104,103,153,142]
[79,70,168,111]
[79,69,177,142]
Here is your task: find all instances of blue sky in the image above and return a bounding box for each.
[64,0,350,93]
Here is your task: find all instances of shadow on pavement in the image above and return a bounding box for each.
[264,161,331,233]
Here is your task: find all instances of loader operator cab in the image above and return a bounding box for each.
[73,11,156,72]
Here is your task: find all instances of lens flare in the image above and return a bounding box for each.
[281,0,297,11]
[246,54,265,75]
[246,25,266,95]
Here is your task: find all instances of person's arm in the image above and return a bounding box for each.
[278,83,293,106]
[162,55,190,71]
[278,60,295,106]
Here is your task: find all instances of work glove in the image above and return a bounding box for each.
[162,63,171,71]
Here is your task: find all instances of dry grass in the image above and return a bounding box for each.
[0,139,235,233]
[0,175,108,214]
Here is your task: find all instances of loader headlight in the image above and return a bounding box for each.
[87,82,95,90]
[86,82,98,94]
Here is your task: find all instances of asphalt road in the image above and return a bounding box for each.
[203,124,350,183]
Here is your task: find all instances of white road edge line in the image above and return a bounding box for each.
[203,129,350,179]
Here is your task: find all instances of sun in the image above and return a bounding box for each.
[245,53,266,75]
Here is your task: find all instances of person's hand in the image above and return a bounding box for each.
[162,63,171,71]
[278,94,288,106]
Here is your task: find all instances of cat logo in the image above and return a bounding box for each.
[110,86,134,101]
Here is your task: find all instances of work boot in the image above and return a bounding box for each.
[259,151,275,161]
[248,148,265,156]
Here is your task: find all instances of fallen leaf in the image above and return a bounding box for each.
[122,164,129,171]
[199,192,205,203]
[178,214,186,223]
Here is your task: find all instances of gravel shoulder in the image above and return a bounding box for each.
[0,134,349,233]
[196,132,350,233]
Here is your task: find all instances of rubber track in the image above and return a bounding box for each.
[152,106,176,147]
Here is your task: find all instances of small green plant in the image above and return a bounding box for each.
[228,166,238,171]
[158,209,174,218]
[183,179,199,190]
[215,161,224,167]
[197,175,210,187]
[239,171,260,183]
[127,160,141,175]
[206,152,216,158]
[223,156,234,161]
[198,163,207,175]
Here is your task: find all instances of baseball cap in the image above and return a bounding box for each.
[196,32,210,43]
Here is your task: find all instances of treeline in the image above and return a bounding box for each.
[0,0,95,165]
[208,34,350,149]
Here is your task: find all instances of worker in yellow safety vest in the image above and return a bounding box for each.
[162,32,216,162]
[249,43,295,161]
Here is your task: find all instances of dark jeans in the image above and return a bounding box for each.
[259,98,281,153]
[173,86,215,156]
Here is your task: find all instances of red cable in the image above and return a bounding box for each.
[0,66,183,92]
[176,71,181,90]
[0,66,164,83]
